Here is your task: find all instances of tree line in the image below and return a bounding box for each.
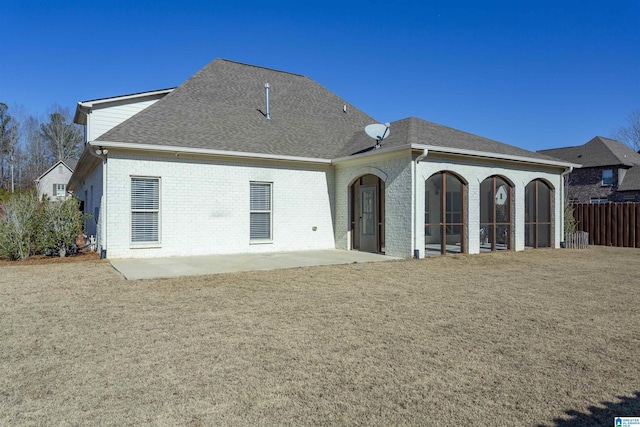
[0,103,82,194]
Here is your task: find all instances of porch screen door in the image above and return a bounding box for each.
[360,186,377,253]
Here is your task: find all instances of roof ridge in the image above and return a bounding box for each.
[595,135,619,142]
[407,117,418,145]
[538,145,582,152]
[218,58,307,78]
[594,136,639,162]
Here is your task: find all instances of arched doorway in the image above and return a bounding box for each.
[424,171,467,256]
[480,175,513,251]
[350,174,385,253]
[525,179,553,248]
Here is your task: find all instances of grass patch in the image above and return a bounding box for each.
[1,247,639,425]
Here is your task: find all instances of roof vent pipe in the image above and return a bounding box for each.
[265,83,271,120]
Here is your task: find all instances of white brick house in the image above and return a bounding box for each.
[69,59,576,259]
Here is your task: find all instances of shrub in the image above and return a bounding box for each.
[0,189,9,203]
[0,192,41,260]
[39,197,84,257]
[564,201,577,237]
[0,193,85,260]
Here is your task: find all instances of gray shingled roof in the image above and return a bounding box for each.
[538,136,640,168]
[63,158,78,171]
[618,166,640,191]
[338,117,562,162]
[97,59,376,159]
[97,58,566,164]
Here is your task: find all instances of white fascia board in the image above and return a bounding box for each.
[411,144,582,169]
[332,143,580,168]
[78,89,174,109]
[74,89,174,125]
[89,141,333,164]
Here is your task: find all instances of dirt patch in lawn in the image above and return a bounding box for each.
[0,249,101,266]
[1,247,639,426]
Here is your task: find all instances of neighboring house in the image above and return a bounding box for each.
[68,59,575,259]
[35,159,78,200]
[539,136,640,204]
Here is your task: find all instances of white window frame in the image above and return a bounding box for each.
[130,176,161,247]
[602,169,613,186]
[590,197,608,204]
[55,183,66,197]
[250,182,272,243]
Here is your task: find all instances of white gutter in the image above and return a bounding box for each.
[90,141,332,165]
[89,140,578,169]
[410,144,580,169]
[333,143,579,168]
[78,89,174,108]
[413,149,429,258]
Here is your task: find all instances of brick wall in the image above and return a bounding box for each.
[334,152,413,258]
[565,166,616,203]
[104,152,336,258]
[335,150,564,258]
[415,154,564,255]
[93,148,566,259]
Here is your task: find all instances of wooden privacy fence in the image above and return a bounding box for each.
[572,203,640,247]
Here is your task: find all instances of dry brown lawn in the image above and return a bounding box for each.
[1,247,639,426]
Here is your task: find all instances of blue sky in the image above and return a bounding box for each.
[1,0,638,151]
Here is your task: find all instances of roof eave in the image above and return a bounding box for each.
[79,88,174,108]
[68,147,101,192]
[73,103,90,125]
[74,88,175,125]
[412,144,581,168]
[88,141,333,164]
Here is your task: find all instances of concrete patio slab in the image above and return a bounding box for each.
[110,250,400,280]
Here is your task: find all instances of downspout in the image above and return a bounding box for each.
[413,149,429,258]
[560,166,574,246]
[89,145,108,258]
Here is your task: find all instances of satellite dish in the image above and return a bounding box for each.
[365,123,390,149]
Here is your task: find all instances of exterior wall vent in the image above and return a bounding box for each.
[265,83,271,120]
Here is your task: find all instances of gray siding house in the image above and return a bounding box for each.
[35,159,77,200]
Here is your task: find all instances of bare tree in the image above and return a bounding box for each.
[23,115,51,185]
[0,103,11,190]
[0,103,19,192]
[40,106,83,162]
[613,109,640,152]
[7,105,38,192]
